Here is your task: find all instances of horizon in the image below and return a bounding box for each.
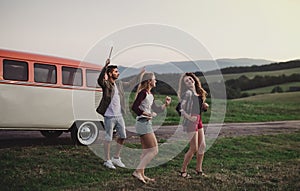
[1,1,299,67]
[2,47,299,70]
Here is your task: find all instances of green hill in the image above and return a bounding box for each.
[123,60,300,100]
[202,67,300,83]
[242,82,300,95]
[221,92,300,122]
[234,91,300,103]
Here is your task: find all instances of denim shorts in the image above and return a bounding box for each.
[104,116,127,141]
[135,118,153,136]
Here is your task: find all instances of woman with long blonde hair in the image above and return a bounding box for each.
[178,72,208,178]
[131,72,171,183]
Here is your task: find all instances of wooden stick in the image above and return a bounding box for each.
[108,46,113,59]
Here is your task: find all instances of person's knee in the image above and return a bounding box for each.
[189,145,198,154]
[151,147,158,156]
[198,142,206,154]
[155,147,159,156]
[104,131,113,142]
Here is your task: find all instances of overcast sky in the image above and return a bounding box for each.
[0,0,299,67]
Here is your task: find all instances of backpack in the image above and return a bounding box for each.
[175,102,182,116]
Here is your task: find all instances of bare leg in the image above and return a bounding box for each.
[114,138,125,158]
[104,140,111,161]
[181,131,198,173]
[196,128,206,173]
[139,138,150,181]
[133,133,158,183]
[140,136,147,160]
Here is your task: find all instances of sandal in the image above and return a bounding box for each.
[178,171,192,179]
[195,170,207,177]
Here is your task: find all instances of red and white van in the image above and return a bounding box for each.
[0,49,104,145]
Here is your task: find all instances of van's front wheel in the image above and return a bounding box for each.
[71,121,99,146]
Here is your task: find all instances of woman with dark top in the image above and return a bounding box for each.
[131,72,171,183]
[178,72,209,178]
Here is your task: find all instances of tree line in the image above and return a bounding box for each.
[121,60,300,99]
[205,59,300,75]
[151,72,300,99]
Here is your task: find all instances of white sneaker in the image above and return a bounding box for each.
[103,160,116,169]
[111,157,126,168]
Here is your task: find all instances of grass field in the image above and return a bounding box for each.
[235,91,300,103]
[1,132,299,190]
[241,82,300,95]
[201,67,300,83]
[223,92,300,122]
[147,92,300,124]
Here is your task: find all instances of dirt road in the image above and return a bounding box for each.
[0,120,299,148]
[151,120,300,142]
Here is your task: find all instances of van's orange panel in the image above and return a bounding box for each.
[0,49,102,70]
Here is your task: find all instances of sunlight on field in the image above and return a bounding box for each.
[242,82,300,95]
[234,91,300,103]
[202,67,300,83]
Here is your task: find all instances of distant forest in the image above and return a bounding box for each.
[224,73,300,99]
[122,59,300,99]
[203,59,300,76]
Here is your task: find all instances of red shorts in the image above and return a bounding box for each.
[184,114,203,132]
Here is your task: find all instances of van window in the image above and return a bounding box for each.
[34,63,57,84]
[62,66,82,86]
[3,59,28,81]
[86,69,100,87]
